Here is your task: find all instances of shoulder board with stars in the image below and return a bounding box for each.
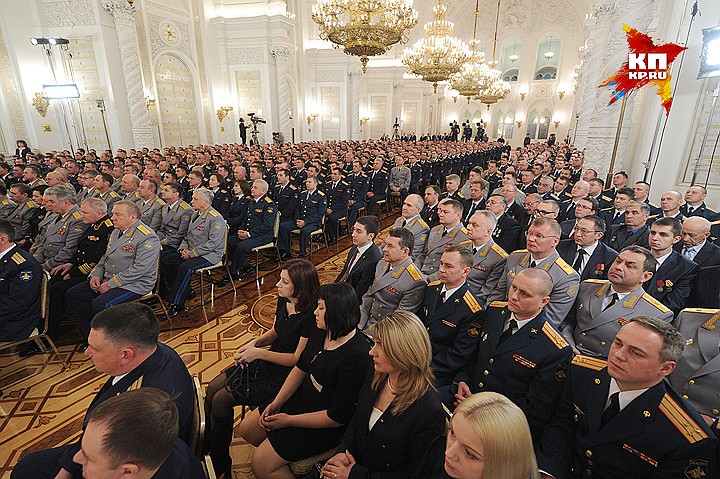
[156,198,166,206]
[341,181,349,186]
[491,243,508,258]
[417,218,429,228]
[571,355,607,371]
[428,280,442,287]
[26,200,36,208]
[514,249,529,254]
[289,184,297,190]
[103,219,114,227]
[209,209,219,217]
[11,252,26,265]
[317,190,326,196]
[137,224,152,235]
[488,301,508,308]
[463,290,482,313]
[406,262,424,282]
[265,197,273,203]
[658,394,709,444]
[459,239,472,246]
[642,293,670,313]
[684,307,720,314]
[554,256,576,275]
[460,226,468,235]
[585,279,607,284]
[542,322,569,349]
[180,202,189,210]
[72,211,82,220]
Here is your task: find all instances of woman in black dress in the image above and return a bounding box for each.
[203,259,320,476]
[321,311,446,479]
[239,283,373,479]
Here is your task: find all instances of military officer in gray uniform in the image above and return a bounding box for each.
[65,200,160,339]
[30,185,87,271]
[120,174,142,203]
[6,183,39,248]
[92,173,122,212]
[669,307,720,423]
[417,198,470,283]
[560,245,673,357]
[467,211,508,302]
[360,228,427,331]
[488,217,579,327]
[137,179,166,232]
[392,193,429,259]
[0,183,16,219]
[389,156,411,200]
[157,182,194,252]
[162,187,227,317]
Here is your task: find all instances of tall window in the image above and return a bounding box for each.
[501,41,521,82]
[534,35,559,81]
[492,108,515,140]
[526,107,552,139]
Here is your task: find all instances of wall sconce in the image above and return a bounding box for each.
[516,120,523,128]
[452,95,458,104]
[307,113,319,131]
[145,95,156,109]
[360,117,370,131]
[216,105,233,131]
[558,90,565,100]
[33,92,49,117]
[553,120,561,129]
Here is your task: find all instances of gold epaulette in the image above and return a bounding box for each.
[209,209,219,217]
[26,200,36,208]
[109,191,119,198]
[459,239,472,246]
[514,249,529,253]
[460,226,468,235]
[317,190,326,196]
[555,257,576,275]
[571,355,607,371]
[463,290,482,313]
[180,202,189,210]
[642,293,671,313]
[601,195,612,202]
[103,219,114,227]
[491,243,508,258]
[585,279,607,284]
[417,218,429,228]
[406,262,424,282]
[658,394,709,444]
[11,252,26,265]
[156,198,166,206]
[428,280,442,286]
[488,301,508,308]
[265,197,273,203]
[1,199,8,205]
[683,308,720,314]
[289,184,297,190]
[137,224,152,235]
[341,181,349,185]
[542,322,569,349]
[72,211,81,220]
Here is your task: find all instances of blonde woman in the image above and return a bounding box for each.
[322,311,446,479]
[443,392,539,479]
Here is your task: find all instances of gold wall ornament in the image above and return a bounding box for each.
[42,124,52,132]
[312,0,418,73]
[216,105,233,123]
[558,90,565,100]
[33,92,49,117]
[401,0,470,92]
[307,113,319,131]
[553,120,560,129]
[516,120,523,128]
[360,116,370,131]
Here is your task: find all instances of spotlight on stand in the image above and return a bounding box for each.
[698,26,720,79]
[30,37,50,45]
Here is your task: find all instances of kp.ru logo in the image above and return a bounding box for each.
[628,53,668,80]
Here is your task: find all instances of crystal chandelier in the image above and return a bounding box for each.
[544,38,555,60]
[311,0,419,73]
[473,0,510,106]
[401,0,471,93]
[448,1,486,102]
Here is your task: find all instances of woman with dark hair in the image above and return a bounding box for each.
[15,140,30,159]
[208,172,232,217]
[239,283,373,479]
[204,259,320,476]
[222,179,254,283]
[29,185,50,241]
[321,311,446,479]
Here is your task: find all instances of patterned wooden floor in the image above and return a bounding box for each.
[0,219,395,479]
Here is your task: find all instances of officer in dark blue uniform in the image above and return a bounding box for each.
[447,268,572,443]
[416,247,483,389]
[419,157,433,192]
[366,158,388,216]
[681,185,719,220]
[228,179,277,278]
[0,219,43,342]
[278,176,326,258]
[325,167,349,245]
[347,161,369,227]
[409,157,422,194]
[271,168,299,225]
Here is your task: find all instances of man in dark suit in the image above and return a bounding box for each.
[0,219,43,342]
[487,193,520,255]
[11,303,194,479]
[449,268,572,441]
[557,215,618,281]
[681,216,720,266]
[335,216,382,301]
[537,317,717,479]
[558,180,590,223]
[417,246,483,388]
[366,157,388,216]
[421,185,441,229]
[644,217,699,315]
[560,196,598,239]
[461,180,487,226]
[652,190,684,222]
[500,184,525,221]
[602,170,629,200]
[605,201,651,251]
[681,185,719,220]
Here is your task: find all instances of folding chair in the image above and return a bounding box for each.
[291,215,328,260]
[251,213,281,281]
[194,225,235,307]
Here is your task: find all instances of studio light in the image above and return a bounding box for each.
[48,37,69,46]
[30,37,50,45]
[43,84,80,99]
[698,25,720,79]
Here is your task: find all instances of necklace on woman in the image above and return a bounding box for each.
[387,376,397,393]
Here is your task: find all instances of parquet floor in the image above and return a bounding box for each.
[0,217,396,479]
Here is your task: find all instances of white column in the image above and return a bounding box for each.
[102,0,153,148]
[271,46,293,142]
[573,0,660,176]
[349,69,362,139]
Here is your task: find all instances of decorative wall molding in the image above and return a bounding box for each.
[228,47,266,65]
[147,14,192,60]
[44,0,96,27]
[368,83,391,94]
[0,20,27,142]
[316,69,344,83]
[146,1,187,18]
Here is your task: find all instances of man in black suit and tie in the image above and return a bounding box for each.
[605,201,651,251]
[421,185,441,229]
[557,215,618,281]
[461,180,487,226]
[644,217,699,315]
[558,180,590,223]
[487,192,520,255]
[680,216,720,266]
[538,317,717,479]
[334,216,382,301]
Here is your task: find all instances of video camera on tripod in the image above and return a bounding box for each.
[247,112,266,125]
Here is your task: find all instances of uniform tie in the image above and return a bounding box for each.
[603,292,619,311]
[439,289,446,304]
[687,206,695,215]
[529,260,537,268]
[601,392,620,428]
[572,248,586,272]
[401,219,407,228]
[442,229,448,238]
[498,319,518,344]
